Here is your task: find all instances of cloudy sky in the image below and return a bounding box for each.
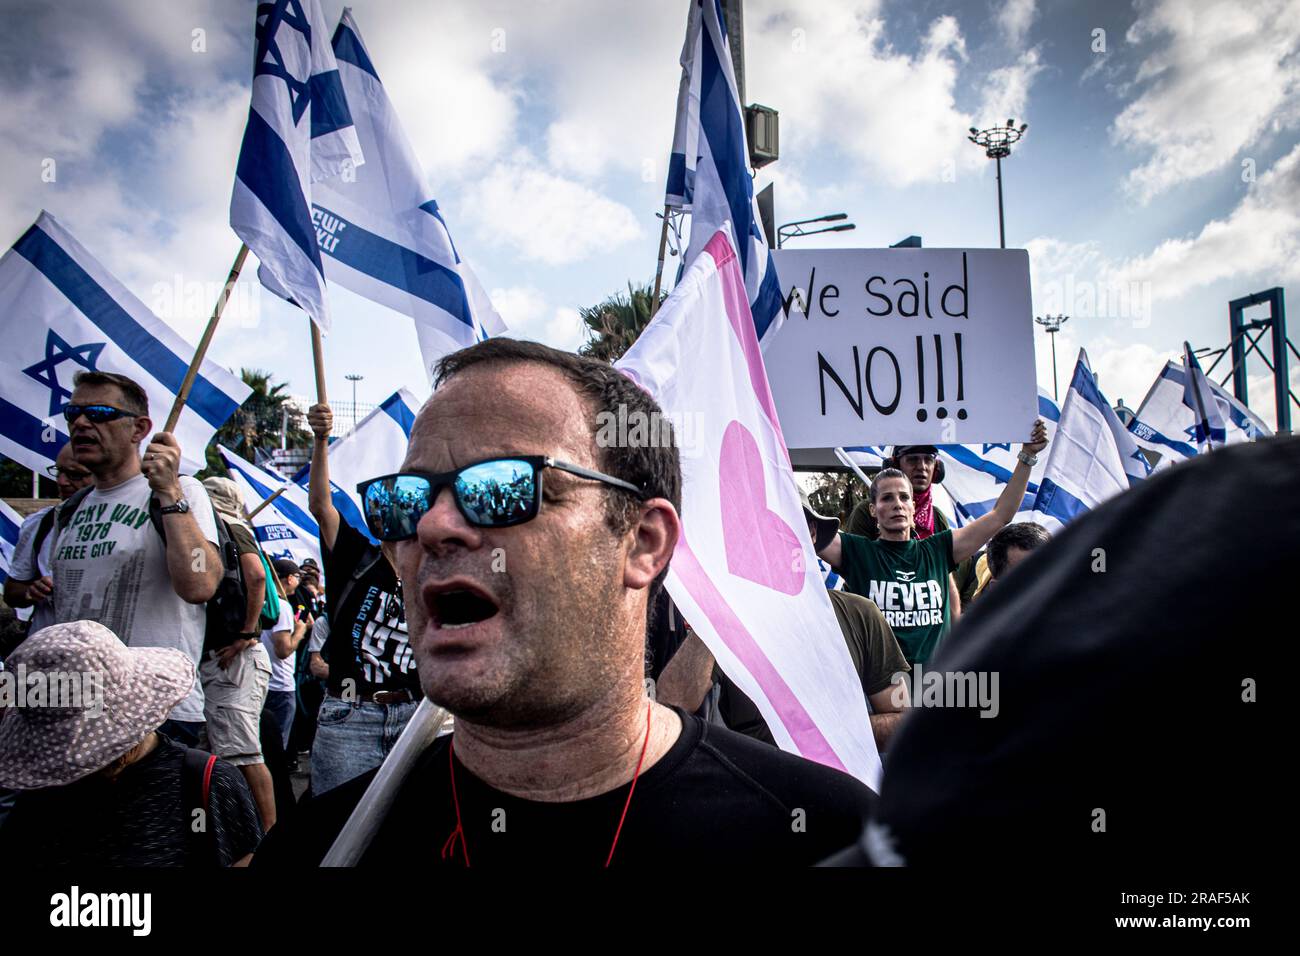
[2,0,1297,428]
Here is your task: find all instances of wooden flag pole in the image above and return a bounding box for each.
[310,319,329,404]
[246,486,286,521]
[650,204,672,317]
[164,243,249,433]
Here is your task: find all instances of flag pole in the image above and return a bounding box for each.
[310,321,329,404]
[321,697,450,866]
[650,204,672,317]
[246,486,286,520]
[1184,341,1214,448]
[164,243,249,433]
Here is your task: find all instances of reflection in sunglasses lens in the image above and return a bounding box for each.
[456,459,535,526]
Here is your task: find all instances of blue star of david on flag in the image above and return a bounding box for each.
[22,329,106,416]
[255,0,312,125]
[982,443,1011,455]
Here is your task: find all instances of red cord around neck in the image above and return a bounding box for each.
[443,702,654,868]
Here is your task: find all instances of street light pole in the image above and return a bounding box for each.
[969,120,1027,249]
[777,212,855,248]
[1035,314,1069,401]
[345,373,363,430]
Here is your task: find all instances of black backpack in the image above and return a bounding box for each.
[38,486,253,643]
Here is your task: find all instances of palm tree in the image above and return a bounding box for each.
[578,281,665,363]
[199,368,310,476]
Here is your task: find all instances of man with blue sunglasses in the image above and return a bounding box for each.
[49,370,223,745]
[257,340,874,867]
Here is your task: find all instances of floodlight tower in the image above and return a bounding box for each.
[968,120,1029,248]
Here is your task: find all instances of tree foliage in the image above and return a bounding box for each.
[578,281,665,363]
[199,368,310,478]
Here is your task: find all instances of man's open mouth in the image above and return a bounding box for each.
[426,582,500,631]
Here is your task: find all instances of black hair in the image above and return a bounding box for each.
[987,522,1051,578]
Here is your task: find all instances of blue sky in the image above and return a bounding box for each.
[2,0,1296,430]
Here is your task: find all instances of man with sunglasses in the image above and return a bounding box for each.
[3,444,94,635]
[305,402,424,795]
[256,339,873,867]
[48,371,222,743]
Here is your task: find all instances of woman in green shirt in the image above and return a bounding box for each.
[819,421,1048,664]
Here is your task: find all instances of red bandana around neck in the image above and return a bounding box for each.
[913,487,935,538]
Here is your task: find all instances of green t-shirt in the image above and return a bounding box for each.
[837,529,957,665]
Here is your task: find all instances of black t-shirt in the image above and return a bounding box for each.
[0,734,263,866]
[253,709,875,867]
[323,522,418,698]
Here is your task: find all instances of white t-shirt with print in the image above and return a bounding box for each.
[10,506,55,631]
[261,599,297,693]
[52,474,219,722]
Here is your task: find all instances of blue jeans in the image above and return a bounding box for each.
[310,696,418,795]
[262,690,296,753]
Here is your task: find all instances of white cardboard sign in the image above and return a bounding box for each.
[765,248,1038,448]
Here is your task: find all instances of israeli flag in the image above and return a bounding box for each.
[0,499,22,587]
[0,212,251,476]
[219,445,323,573]
[939,390,1061,528]
[1029,350,1151,533]
[667,0,784,346]
[1184,343,1227,452]
[310,10,505,381]
[294,388,420,541]
[230,0,365,332]
[1128,360,1270,467]
[838,445,890,471]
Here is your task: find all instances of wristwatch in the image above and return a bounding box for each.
[1017,450,1039,467]
[159,499,190,515]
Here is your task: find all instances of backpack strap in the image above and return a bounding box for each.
[29,507,60,564]
[330,546,386,625]
[52,485,95,532]
[181,747,220,866]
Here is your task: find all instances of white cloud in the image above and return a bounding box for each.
[348,2,519,180]
[1114,0,1300,202]
[490,287,587,352]
[466,154,642,265]
[1109,143,1300,301]
[995,0,1038,47]
[744,1,1042,187]
[977,48,1042,128]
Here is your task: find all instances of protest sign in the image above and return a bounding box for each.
[764,248,1037,448]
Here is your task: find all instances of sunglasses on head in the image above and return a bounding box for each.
[62,403,139,424]
[357,455,647,541]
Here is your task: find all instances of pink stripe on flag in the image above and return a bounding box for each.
[672,534,847,773]
[702,232,792,469]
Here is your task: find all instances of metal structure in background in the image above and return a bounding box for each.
[1035,314,1070,402]
[777,213,855,248]
[968,120,1028,248]
[1198,287,1295,433]
[345,373,364,429]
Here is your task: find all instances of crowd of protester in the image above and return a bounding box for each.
[0,348,1279,866]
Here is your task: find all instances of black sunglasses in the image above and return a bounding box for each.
[62,403,139,424]
[45,464,92,480]
[357,455,647,541]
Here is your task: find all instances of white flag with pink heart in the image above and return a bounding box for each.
[619,229,882,789]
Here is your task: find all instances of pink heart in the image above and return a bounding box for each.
[719,420,805,596]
